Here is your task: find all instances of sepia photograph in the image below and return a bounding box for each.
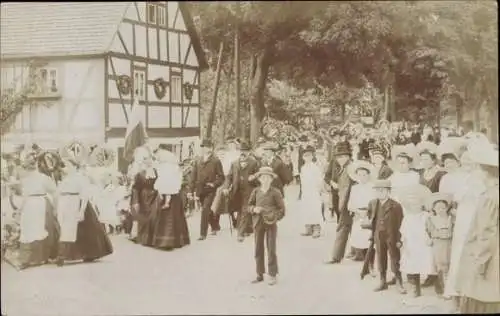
[0,1,498,315]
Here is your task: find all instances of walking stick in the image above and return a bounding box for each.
[224,194,233,235]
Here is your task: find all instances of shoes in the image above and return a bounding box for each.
[268,276,277,286]
[210,231,217,236]
[324,259,341,265]
[373,283,388,292]
[198,236,206,241]
[56,258,64,267]
[386,277,397,286]
[237,236,244,242]
[251,275,264,284]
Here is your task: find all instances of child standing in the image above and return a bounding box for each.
[425,192,454,297]
[369,179,406,294]
[248,166,286,286]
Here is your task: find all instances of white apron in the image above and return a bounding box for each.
[19,172,54,243]
[56,172,88,242]
[298,162,324,225]
[348,183,375,249]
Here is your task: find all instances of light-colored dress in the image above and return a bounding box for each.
[298,161,324,225]
[390,171,435,275]
[95,184,122,227]
[347,182,375,249]
[19,172,56,243]
[56,172,89,242]
[444,171,486,297]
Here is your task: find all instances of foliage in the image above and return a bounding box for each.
[191,1,497,140]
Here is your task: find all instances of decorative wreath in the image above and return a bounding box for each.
[117,75,132,95]
[153,78,167,100]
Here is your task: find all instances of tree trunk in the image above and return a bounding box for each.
[249,47,272,145]
[205,42,224,140]
[382,85,390,121]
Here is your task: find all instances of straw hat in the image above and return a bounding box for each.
[417,141,438,156]
[255,166,277,179]
[467,142,499,167]
[393,184,432,214]
[392,143,417,162]
[372,179,391,189]
[347,160,375,183]
[426,192,452,212]
[437,137,467,162]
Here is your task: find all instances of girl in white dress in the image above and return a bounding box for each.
[298,145,324,238]
[389,145,434,297]
[346,160,375,260]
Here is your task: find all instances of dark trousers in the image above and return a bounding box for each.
[237,211,253,237]
[374,231,400,276]
[200,193,221,237]
[331,189,340,220]
[331,211,353,261]
[254,222,278,277]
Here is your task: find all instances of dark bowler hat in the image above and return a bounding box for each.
[333,141,352,156]
[303,145,316,154]
[240,140,251,151]
[200,139,214,148]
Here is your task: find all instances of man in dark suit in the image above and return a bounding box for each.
[223,140,261,242]
[369,180,406,294]
[324,141,355,264]
[188,139,225,241]
[259,142,293,196]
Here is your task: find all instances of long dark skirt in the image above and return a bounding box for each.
[135,194,159,247]
[17,199,60,268]
[58,203,113,261]
[151,194,190,249]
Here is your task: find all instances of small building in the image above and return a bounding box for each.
[0,2,208,169]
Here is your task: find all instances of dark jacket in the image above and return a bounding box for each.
[369,198,404,243]
[188,154,225,198]
[224,156,261,208]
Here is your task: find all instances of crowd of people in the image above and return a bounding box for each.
[1,118,498,314]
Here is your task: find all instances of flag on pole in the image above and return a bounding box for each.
[123,99,147,162]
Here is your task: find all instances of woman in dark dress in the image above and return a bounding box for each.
[55,143,113,266]
[129,146,160,247]
[151,145,190,250]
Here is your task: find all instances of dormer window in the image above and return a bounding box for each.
[157,5,166,26]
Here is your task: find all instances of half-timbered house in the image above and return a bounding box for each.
[0,2,208,170]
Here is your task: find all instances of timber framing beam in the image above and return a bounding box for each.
[106,127,200,138]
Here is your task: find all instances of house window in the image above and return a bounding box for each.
[157,5,166,26]
[147,3,156,24]
[134,70,145,101]
[37,67,58,94]
[171,75,181,103]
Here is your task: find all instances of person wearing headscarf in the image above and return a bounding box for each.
[298,145,324,239]
[15,150,60,269]
[129,145,159,246]
[455,143,500,313]
[151,144,190,250]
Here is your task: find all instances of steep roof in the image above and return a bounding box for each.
[1,2,208,70]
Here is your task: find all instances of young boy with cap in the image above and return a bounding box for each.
[369,179,406,294]
[248,166,286,286]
